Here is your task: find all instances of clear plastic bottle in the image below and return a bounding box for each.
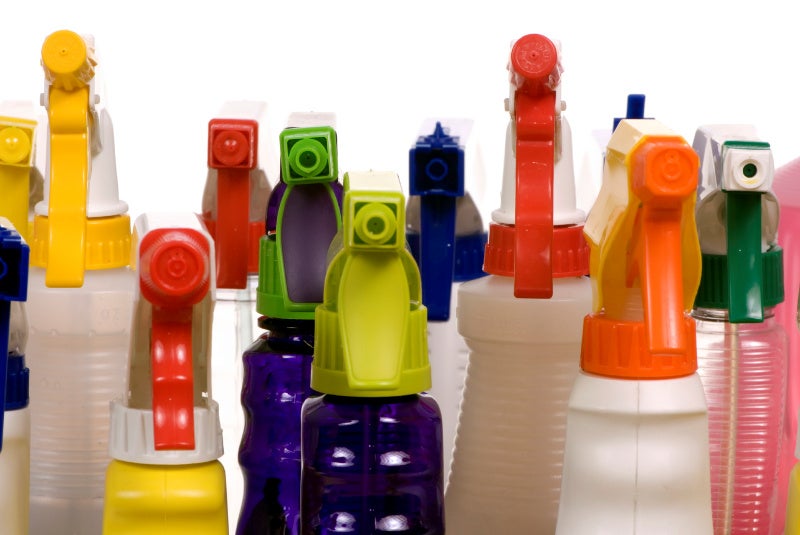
[445,34,590,534]
[405,119,487,483]
[27,31,135,535]
[300,171,444,534]
[556,119,713,534]
[692,125,786,534]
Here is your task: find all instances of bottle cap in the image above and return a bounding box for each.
[485,34,588,298]
[581,119,701,379]
[692,125,784,321]
[257,124,342,320]
[312,171,430,397]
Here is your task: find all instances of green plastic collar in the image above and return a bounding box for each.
[311,171,431,397]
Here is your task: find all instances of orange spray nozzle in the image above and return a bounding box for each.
[139,228,210,450]
[508,34,562,298]
[582,120,701,379]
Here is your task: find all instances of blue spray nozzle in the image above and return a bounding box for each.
[0,221,29,450]
[613,94,647,132]
[408,121,465,321]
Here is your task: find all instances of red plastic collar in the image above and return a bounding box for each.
[483,222,589,279]
[208,118,258,289]
[139,228,210,450]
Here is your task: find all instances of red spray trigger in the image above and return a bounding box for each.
[140,228,210,450]
[509,34,560,298]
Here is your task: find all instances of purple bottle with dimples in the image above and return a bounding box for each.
[300,171,444,535]
[237,121,343,535]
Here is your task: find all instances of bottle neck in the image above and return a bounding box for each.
[691,306,775,322]
[257,316,315,354]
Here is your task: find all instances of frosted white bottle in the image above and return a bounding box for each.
[27,108,135,535]
[445,49,592,530]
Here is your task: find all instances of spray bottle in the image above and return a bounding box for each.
[692,125,786,534]
[200,101,272,523]
[0,219,31,535]
[786,296,800,534]
[405,119,487,482]
[0,102,39,241]
[773,152,800,534]
[444,33,590,533]
[300,170,443,534]
[103,212,227,533]
[26,30,135,535]
[556,118,713,534]
[238,118,342,534]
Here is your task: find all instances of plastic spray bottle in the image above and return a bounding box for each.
[0,219,31,535]
[201,101,272,523]
[238,118,342,535]
[444,34,590,533]
[26,30,135,535]
[404,119,487,483]
[692,125,786,534]
[300,170,444,534]
[773,152,800,534]
[556,118,713,534]
[0,102,39,241]
[103,212,227,534]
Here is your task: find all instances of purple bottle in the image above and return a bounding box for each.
[300,171,444,534]
[237,123,343,535]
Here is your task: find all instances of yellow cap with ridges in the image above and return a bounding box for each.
[311,171,430,397]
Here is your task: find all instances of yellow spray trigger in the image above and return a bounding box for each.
[41,30,95,287]
[312,171,430,397]
[0,117,36,243]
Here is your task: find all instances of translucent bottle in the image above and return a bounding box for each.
[773,156,800,534]
[201,101,272,523]
[0,220,31,535]
[692,125,786,534]
[238,118,342,535]
[405,119,487,483]
[27,31,135,535]
[556,119,713,534]
[103,213,227,534]
[301,171,444,534]
[445,34,590,534]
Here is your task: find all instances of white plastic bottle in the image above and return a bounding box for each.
[26,31,135,535]
[445,34,591,533]
[556,119,713,534]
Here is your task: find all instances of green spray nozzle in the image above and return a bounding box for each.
[311,171,430,397]
[280,126,338,184]
[693,126,783,323]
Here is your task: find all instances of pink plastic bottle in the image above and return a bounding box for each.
[775,155,800,533]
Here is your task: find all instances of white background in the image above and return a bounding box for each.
[4,0,800,530]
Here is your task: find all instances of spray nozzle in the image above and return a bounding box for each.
[280,126,337,184]
[310,171,429,397]
[582,119,701,379]
[0,107,37,243]
[613,94,647,132]
[257,124,342,320]
[693,126,782,323]
[0,218,29,449]
[39,30,97,288]
[138,222,211,451]
[207,115,258,289]
[408,121,465,320]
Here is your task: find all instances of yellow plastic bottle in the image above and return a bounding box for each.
[102,213,227,534]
